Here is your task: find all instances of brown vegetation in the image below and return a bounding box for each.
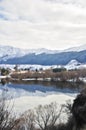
[10,68,86,83]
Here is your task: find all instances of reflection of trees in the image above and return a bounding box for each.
[2,79,84,93]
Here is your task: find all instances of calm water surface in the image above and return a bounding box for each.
[0,80,85,99]
[0,80,85,114]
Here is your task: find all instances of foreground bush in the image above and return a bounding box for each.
[15,102,64,130]
[0,97,16,130]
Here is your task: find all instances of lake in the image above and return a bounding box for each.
[0,80,85,115]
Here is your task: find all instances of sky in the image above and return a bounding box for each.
[0,0,86,50]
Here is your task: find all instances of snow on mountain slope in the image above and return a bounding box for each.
[67,59,81,66]
[0,45,59,61]
[65,59,82,70]
[0,45,29,61]
[64,44,86,52]
[0,44,86,64]
[27,44,86,54]
[26,48,59,55]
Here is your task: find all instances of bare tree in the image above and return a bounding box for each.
[35,102,63,130]
[0,96,16,130]
[21,110,35,130]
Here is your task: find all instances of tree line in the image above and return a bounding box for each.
[10,68,86,83]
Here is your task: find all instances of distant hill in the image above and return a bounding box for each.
[0,44,86,65]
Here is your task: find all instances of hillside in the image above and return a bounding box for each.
[0,44,86,65]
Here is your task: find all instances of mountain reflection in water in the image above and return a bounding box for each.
[0,80,85,99]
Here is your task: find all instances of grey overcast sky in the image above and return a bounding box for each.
[0,0,86,50]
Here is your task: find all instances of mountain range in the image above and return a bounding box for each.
[0,44,86,65]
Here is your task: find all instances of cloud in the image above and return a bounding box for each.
[0,0,86,50]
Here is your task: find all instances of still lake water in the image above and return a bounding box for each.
[0,80,83,98]
[0,80,85,114]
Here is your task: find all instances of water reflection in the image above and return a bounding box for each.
[0,80,85,95]
[0,80,85,115]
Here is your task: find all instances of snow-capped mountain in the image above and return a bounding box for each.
[0,45,58,62]
[0,45,29,61]
[0,44,86,65]
[26,48,59,55]
[64,44,86,52]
